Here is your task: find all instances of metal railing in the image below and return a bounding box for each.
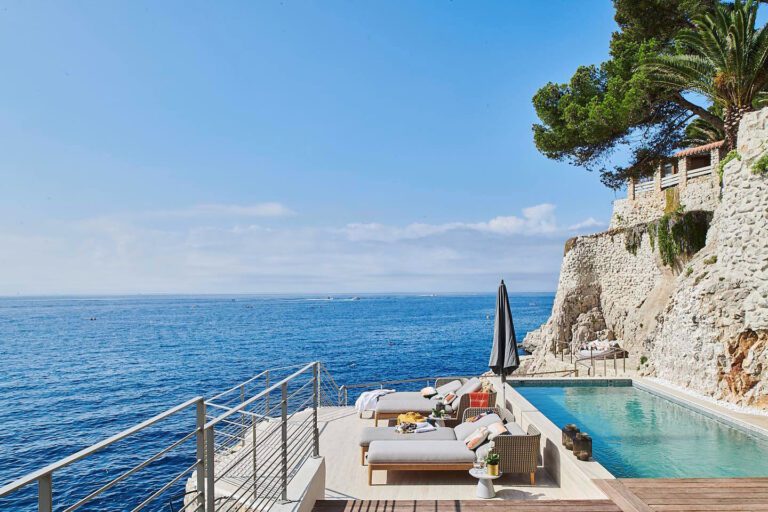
[0,397,206,512]
[661,173,680,189]
[576,346,627,376]
[0,361,342,512]
[635,180,654,194]
[687,164,712,178]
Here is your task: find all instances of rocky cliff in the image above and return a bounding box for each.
[524,108,768,410]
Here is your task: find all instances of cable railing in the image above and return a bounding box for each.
[0,396,206,512]
[0,361,343,512]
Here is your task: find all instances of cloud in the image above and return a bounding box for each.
[343,204,587,242]
[567,217,605,231]
[0,203,604,295]
[134,202,296,219]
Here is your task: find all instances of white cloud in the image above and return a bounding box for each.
[0,203,604,295]
[343,204,587,242]
[134,202,296,219]
[567,217,605,231]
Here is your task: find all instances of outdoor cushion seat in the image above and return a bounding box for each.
[505,422,526,436]
[378,391,429,401]
[374,397,435,414]
[367,440,476,464]
[453,413,503,440]
[359,426,456,447]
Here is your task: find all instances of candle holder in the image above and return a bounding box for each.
[573,432,592,459]
[562,424,579,450]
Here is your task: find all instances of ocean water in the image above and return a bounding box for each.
[515,384,768,478]
[0,293,552,510]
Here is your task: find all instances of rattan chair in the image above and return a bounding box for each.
[462,407,541,485]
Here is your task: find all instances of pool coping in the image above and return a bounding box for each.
[632,378,768,442]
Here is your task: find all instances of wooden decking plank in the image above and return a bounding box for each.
[312,500,620,512]
[593,480,653,512]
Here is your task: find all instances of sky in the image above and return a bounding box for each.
[0,1,623,295]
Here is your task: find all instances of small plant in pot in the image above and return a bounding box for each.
[485,452,500,476]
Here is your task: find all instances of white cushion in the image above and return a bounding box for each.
[454,413,502,440]
[455,377,482,396]
[435,379,463,395]
[464,427,489,450]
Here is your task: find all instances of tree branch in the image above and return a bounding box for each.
[672,92,724,131]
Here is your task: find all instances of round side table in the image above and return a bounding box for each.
[469,468,501,499]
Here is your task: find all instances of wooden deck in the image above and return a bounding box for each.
[315,477,768,512]
[314,499,621,512]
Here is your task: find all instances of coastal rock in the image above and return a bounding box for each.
[527,107,768,409]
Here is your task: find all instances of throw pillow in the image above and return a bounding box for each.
[421,386,437,398]
[487,421,507,440]
[464,427,490,450]
[443,392,457,405]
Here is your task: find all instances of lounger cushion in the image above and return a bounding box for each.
[435,379,462,396]
[375,397,434,414]
[367,440,475,464]
[453,413,502,440]
[455,377,482,397]
[359,426,456,447]
[505,422,526,436]
[378,391,424,401]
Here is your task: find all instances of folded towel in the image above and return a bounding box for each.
[414,423,437,433]
[354,389,395,414]
[469,392,491,408]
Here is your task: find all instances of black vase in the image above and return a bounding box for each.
[573,432,592,459]
[562,424,579,449]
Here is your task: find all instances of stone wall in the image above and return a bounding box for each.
[523,225,667,369]
[610,176,718,229]
[526,107,768,409]
[647,109,768,408]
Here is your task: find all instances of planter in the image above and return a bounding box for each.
[486,464,499,477]
[573,432,592,459]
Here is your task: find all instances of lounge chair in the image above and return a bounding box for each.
[365,407,541,486]
[373,377,488,426]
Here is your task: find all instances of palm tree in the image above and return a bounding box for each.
[644,0,768,150]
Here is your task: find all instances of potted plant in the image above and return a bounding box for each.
[485,452,500,476]
[428,407,445,425]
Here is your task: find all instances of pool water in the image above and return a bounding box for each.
[514,384,768,478]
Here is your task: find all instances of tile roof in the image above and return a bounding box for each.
[674,140,724,158]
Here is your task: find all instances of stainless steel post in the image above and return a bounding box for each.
[312,362,320,457]
[196,400,206,511]
[614,353,617,373]
[205,426,215,512]
[281,382,288,502]
[265,370,271,415]
[252,416,258,501]
[38,474,52,512]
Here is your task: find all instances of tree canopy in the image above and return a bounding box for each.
[532,0,734,189]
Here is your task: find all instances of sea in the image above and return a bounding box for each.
[0,293,553,510]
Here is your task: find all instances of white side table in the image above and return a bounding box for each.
[469,468,501,499]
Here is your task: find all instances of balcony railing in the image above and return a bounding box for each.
[0,361,341,512]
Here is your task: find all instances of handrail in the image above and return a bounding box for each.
[204,362,316,430]
[0,396,203,498]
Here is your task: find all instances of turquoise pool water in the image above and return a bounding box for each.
[514,383,768,478]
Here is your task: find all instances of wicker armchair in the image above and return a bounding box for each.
[462,407,541,485]
[444,391,497,427]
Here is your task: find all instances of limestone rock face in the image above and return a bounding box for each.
[526,107,768,409]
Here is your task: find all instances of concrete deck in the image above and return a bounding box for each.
[316,406,572,501]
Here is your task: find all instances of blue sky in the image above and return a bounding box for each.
[0,1,622,295]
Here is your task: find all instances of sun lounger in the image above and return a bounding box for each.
[373,377,487,426]
[358,426,456,464]
[366,407,540,486]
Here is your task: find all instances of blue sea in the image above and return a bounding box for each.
[0,293,552,510]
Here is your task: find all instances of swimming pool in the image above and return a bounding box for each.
[513,382,768,478]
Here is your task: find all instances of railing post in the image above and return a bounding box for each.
[252,415,258,503]
[604,355,607,376]
[38,473,52,512]
[614,353,617,374]
[281,382,288,502]
[205,426,215,512]
[196,400,206,512]
[265,370,271,415]
[313,362,320,457]
[240,384,246,440]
